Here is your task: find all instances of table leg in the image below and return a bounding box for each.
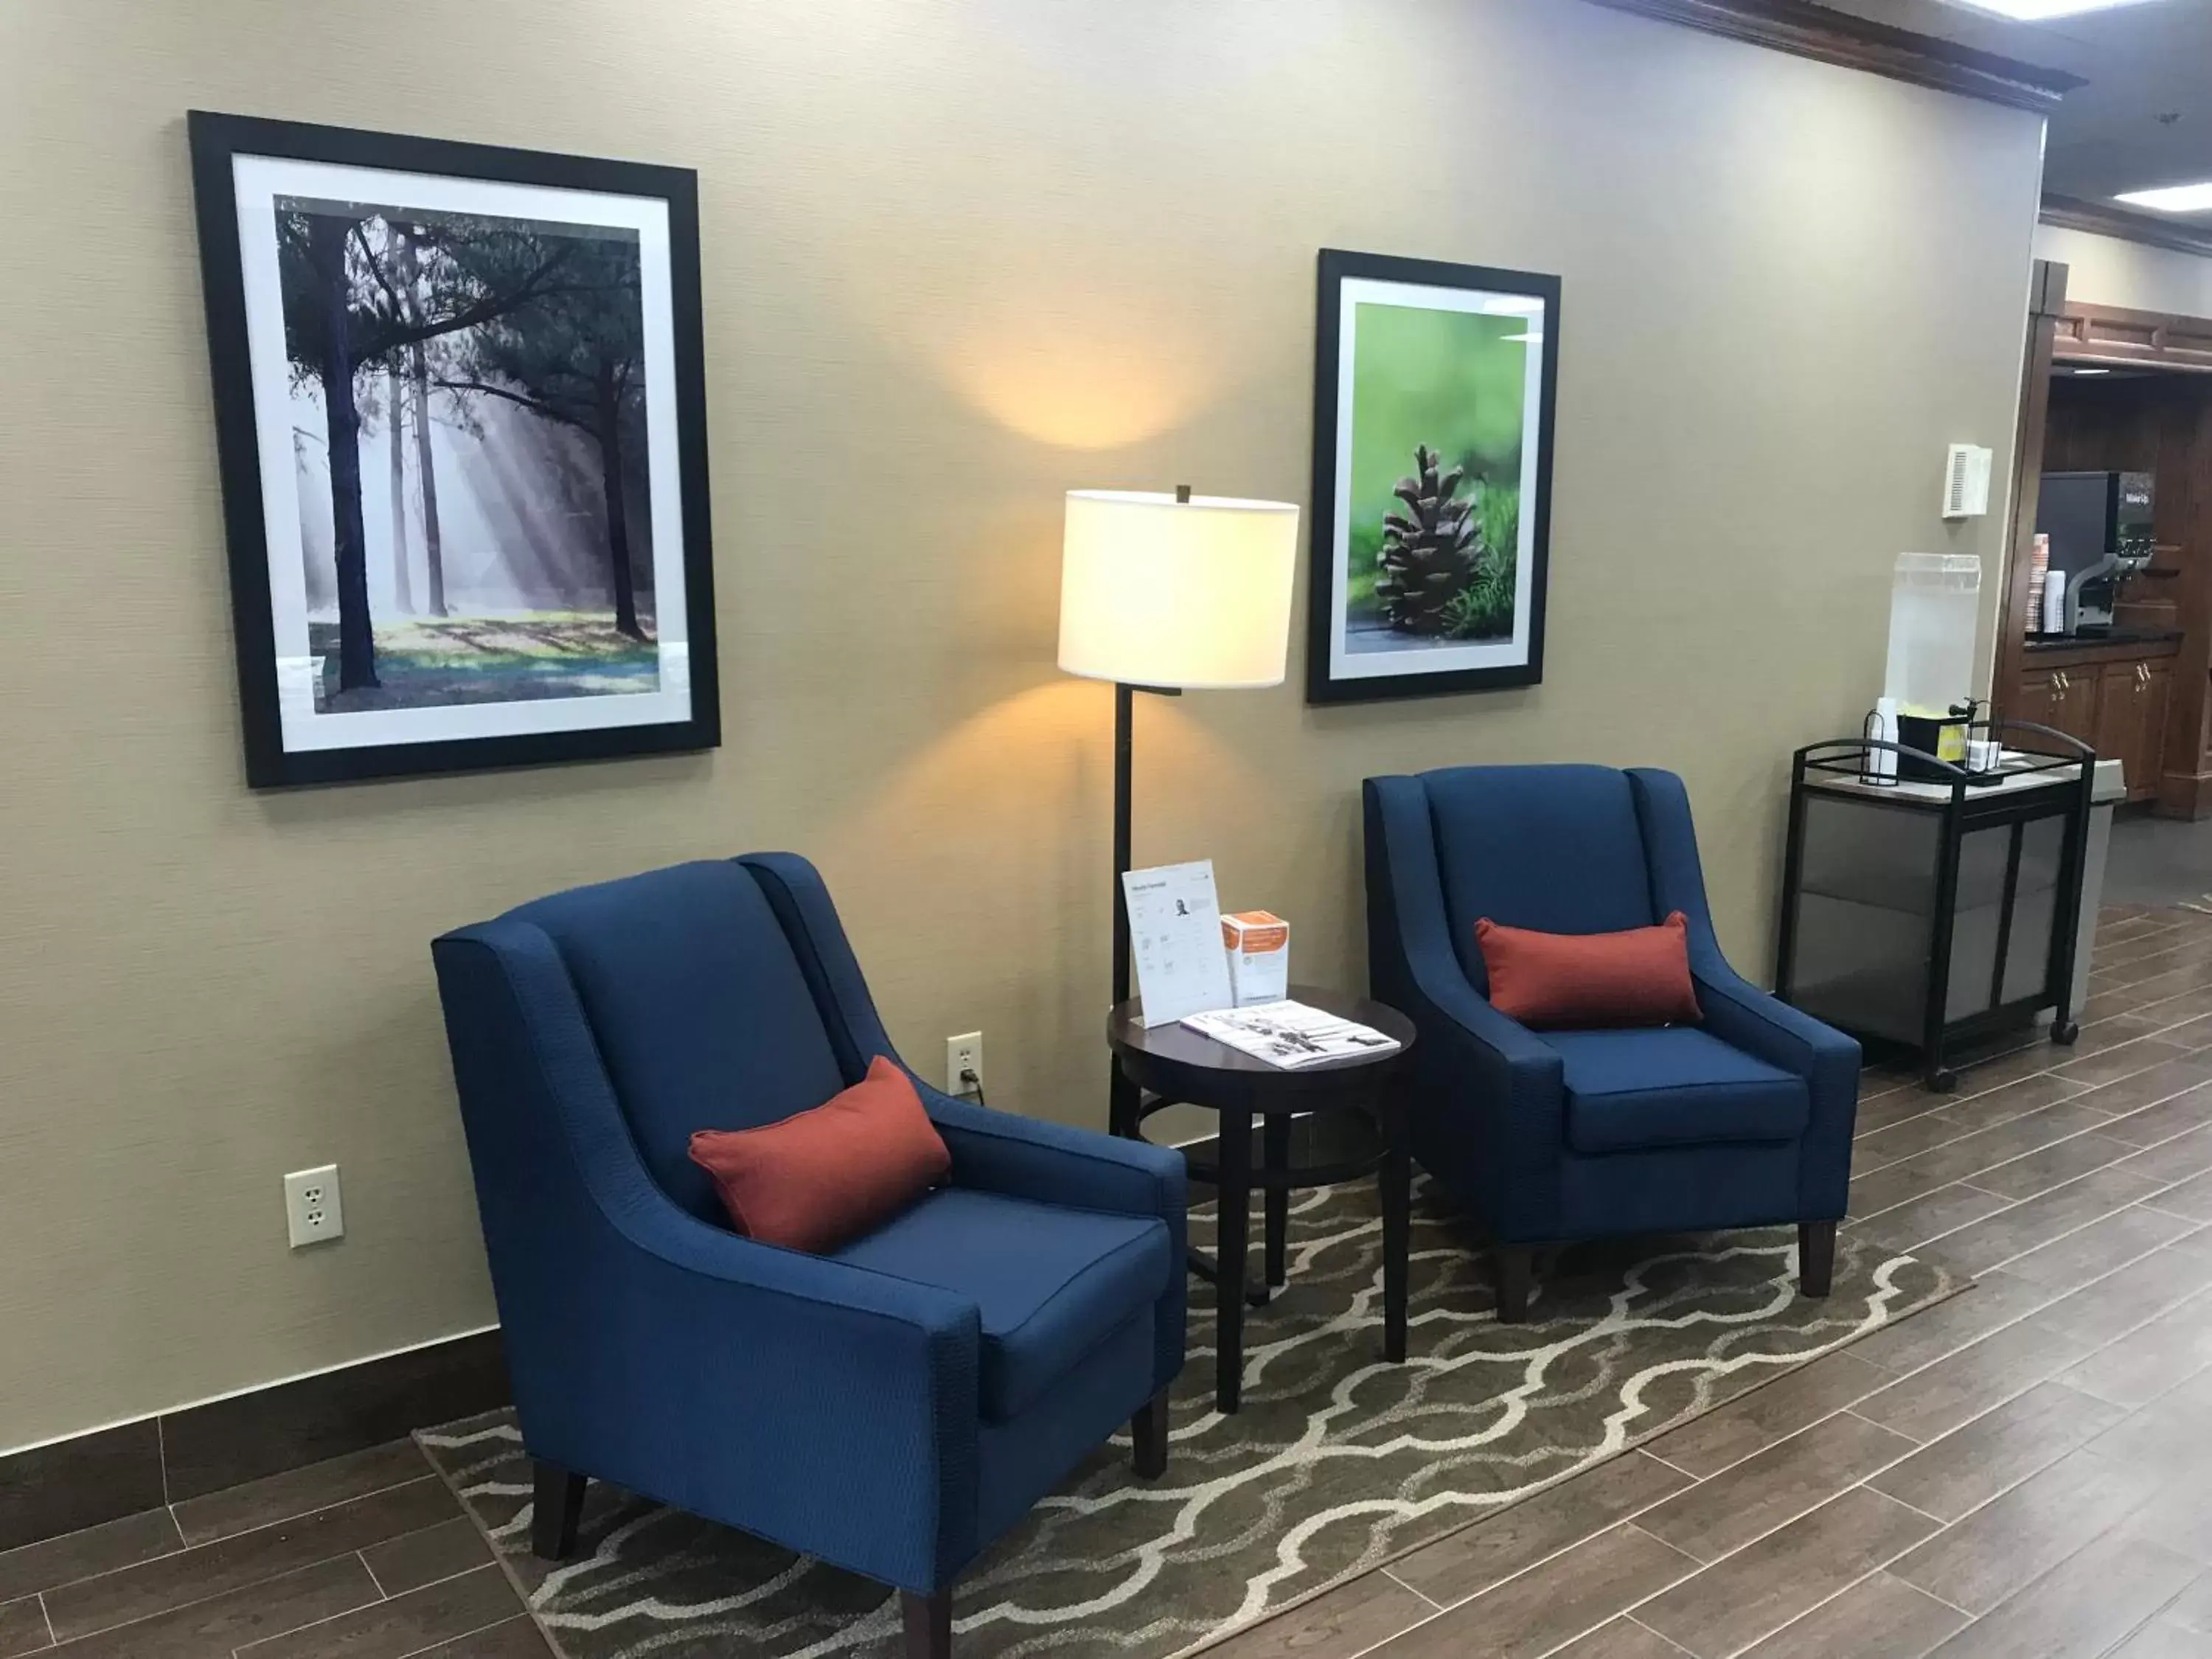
[1109,1060,1139,1138]
[1380,1138,1410,1363]
[1216,1106,1251,1413]
[1263,1113,1290,1291]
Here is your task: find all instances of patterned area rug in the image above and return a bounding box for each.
[422,1180,1961,1659]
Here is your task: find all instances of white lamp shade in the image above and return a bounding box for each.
[1056,490,1300,689]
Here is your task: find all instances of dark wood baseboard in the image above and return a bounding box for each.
[0,1328,507,1553]
[0,1420,165,1558]
[2156,768,2212,821]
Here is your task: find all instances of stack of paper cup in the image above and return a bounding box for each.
[2026,535,2051,636]
[1874,698,1900,782]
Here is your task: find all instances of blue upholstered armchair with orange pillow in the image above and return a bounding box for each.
[1363,765,1858,1321]
[431,854,1185,1659]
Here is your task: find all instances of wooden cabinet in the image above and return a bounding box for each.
[2144,659,2173,801]
[2014,644,2174,804]
[2095,662,2137,776]
[2101,657,2172,803]
[2020,664,2101,748]
[2014,667,2064,737]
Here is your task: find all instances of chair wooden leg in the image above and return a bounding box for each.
[1216,1107,1252,1413]
[901,1588,953,1659]
[1132,1391,1169,1480]
[1263,1113,1291,1290]
[1380,1141,1411,1362]
[531,1460,587,1561]
[1495,1245,1532,1324]
[1799,1220,1837,1298]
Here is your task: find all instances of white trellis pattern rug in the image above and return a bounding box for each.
[422,1179,1960,1659]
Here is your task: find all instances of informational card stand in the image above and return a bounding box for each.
[1121,860,1234,1027]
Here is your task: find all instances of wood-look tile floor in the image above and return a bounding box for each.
[0,1435,546,1658]
[15,906,2212,1659]
[1208,904,2212,1659]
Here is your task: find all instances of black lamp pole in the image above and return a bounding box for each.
[1107,487,1190,1138]
[1112,678,1137,1011]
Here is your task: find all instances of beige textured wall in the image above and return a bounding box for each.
[2037,223,2212,316]
[0,0,2044,1450]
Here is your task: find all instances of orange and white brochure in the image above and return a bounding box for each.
[1221,910,1290,1006]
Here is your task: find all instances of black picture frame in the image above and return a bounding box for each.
[187,111,720,787]
[1305,248,1559,705]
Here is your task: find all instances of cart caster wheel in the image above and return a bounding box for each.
[2051,1022,2080,1047]
[1927,1069,1958,1094]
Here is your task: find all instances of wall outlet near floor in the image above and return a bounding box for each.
[946,1032,984,1098]
[284,1164,344,1249]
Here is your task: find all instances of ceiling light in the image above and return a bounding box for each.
[2115,181,2212,214]
[1945,0,2166,18]
[2072,367,2112,375]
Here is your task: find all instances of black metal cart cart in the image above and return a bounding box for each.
[1775,725,2096,1093]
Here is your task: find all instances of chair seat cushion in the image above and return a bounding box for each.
[1545,1027,1810,1153]
[830,1188,1172,1420]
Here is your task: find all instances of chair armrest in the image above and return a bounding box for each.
[576,1203,986,1590]
[1391,965,1571,1247]
[1627,767,1860,1220]
[921,1082,1187,1222]
[1407,964,1565,1081]
[919,1081,1188,1398]
[1696,968,1860,1077]
[1696,967,1860,1220]
[1365,776,1567,1242]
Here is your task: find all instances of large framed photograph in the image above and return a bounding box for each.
[1306,249,1559,704]
[187,112,719,787]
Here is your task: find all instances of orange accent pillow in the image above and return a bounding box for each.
[688,1056,950,1253]
[1474,912,1703,1030]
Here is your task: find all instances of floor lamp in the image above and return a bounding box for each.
[1056,486,1300,1134]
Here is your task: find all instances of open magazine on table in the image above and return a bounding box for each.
[1179,1000,1401,1069]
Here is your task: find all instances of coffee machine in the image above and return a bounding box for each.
[2035,470,2156,636]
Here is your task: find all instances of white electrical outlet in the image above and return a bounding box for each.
[284,1164,344,1249]
[947,1032,984,1098]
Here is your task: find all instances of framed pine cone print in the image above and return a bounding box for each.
[1305,249,1559,703]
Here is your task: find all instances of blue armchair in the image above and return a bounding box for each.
[1364,765,1858,1321]
[431,854,1186,1659]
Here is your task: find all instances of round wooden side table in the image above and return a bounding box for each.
[1106,985,1417,1413]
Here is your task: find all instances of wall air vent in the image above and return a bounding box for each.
[1943,444,1994,520]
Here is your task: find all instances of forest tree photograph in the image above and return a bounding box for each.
[282,199,657,712]
[1306,250,1559,705]
[190,114,717,787]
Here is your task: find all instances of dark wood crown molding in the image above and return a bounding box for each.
[2054,299,2212,372]
[2042,193,2212,262]
[1579,0,2082,112]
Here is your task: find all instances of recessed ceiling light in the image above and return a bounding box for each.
[1946,0,2165,17]
[2115,181,2212,214]
[2072,367,2112,375]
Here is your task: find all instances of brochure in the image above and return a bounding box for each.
[1180,1000,1401,1069]
[1122,860,1234,1028]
